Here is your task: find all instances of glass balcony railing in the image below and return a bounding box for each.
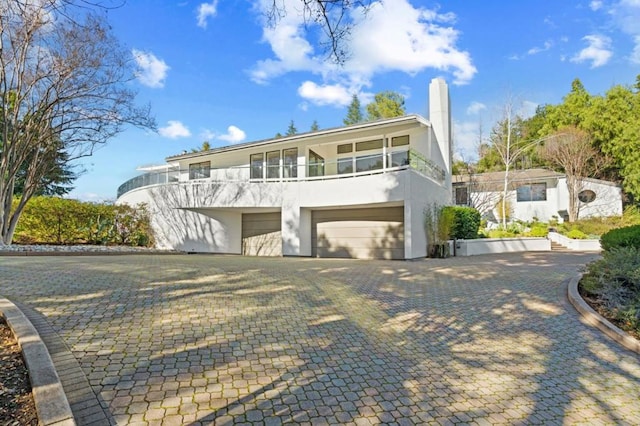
[117,149,445,198]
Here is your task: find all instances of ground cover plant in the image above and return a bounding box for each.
[580,225,640,339]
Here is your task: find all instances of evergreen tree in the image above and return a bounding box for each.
[310,120,319,131]
[343,94,363,125]
[286,120,297,136]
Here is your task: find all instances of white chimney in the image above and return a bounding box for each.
[428,78,452,178]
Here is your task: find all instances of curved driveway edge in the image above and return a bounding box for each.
[0,297,76,426]
[567,275,640,355]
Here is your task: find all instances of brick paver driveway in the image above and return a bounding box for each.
[1,252,639,425]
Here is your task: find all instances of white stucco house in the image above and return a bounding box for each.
[116,78,453,259]
[452,168,623,224]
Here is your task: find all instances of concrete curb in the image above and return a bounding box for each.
[567,275,640,355]
[0,297,76,426]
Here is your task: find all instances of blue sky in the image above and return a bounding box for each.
[68,0,640,202]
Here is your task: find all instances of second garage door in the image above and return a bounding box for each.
[242,212,282,256]
[312,207,404,259]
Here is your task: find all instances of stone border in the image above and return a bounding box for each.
[567,275,640,355]
[0,297,76,426]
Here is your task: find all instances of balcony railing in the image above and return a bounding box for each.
[117,149,445,198]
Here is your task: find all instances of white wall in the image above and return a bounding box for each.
[119,168,450,259]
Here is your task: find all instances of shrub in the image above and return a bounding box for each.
[566,229,588,239]
[525,225,548,237]
[443,206,481,239]
[581,247,640,335]
[600,224,640,251]
[13,196,155,247]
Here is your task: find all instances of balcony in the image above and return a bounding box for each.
[117,149,445,199]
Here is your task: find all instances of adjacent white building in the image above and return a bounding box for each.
[116,78,453,259]
[452,168,623,224]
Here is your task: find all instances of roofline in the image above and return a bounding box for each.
[166,114,430,161]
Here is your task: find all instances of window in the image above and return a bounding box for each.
[308,150,324,177]
[356,153,383,172]
[516,183,547,202]
[283,148,298,178]
[355,139,383,152]
[391,135,409,147]
[189,161,210,180]
[338,157,353,174]
[337,143,353,154]
[250,153,264,179]
[578,190,596,203]
[266,150,280,179]
[454,186,469,205]
[387,151,409,167]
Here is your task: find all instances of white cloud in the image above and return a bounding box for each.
[159,121,191,139]
[297,81,353,106]
[590,0,603,11]
[527,40,553,55]
[466,101,486,115]
[632,35,640,64]
[571,34,613,67]
[132,49,169,88]
[608,0,640,63]
[218,125,246,143]
[453,121,482,161]
[197,1,218,29]
[250,0,476,88]
[199,129,216,141]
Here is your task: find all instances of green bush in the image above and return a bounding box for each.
[525,224,548,237]
[566,229,588,239]
[12,196,155,247]
[581,247,640,335]
[600,225,640,251]
[443,206,481,239]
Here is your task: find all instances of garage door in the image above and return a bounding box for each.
[312,207,404,259]
[242,212,282,256]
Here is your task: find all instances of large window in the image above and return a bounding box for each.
[387,150,409,167]
[338,157,353,174]
[308,150,324,177]
[189,161,210,180]
[283,148,298,178]
[266,150,280,179]
[356,153,383,172]
[516,183,547,202]
[250,153,264,180]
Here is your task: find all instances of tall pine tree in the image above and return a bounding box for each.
[343,94,363,125]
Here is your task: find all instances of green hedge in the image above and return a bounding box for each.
[600,224,640,252]
[443,206,481,239]
[12,196,154,246]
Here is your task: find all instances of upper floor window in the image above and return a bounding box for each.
[308,150,324,177]
[337,143,353,154]
[266,150,280,179]
[391,135,409,147]
[189,161,210,180]
[516,183,547,202]
[356,139,383,152]
[250,153,264,179]
[283,148,298,178]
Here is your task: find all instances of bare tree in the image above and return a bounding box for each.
[0,1,154,245]
[538,126,607,222]
[265,0,373,64]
